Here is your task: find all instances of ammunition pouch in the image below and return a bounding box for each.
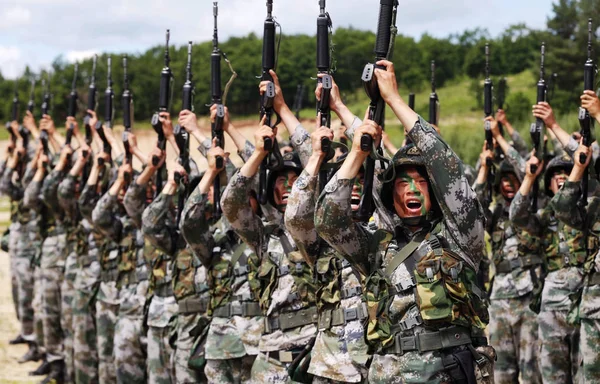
[187,316,211,371]
[264,306,318,334]
[587,271,600,286]
[495,255,543,274]
[153,281,173,298]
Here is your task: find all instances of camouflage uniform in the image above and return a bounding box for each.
[181,183,263,384]
[124,179,177,384]
[92,183,150,384]
[285,169,369,383]
[142,191,209,384]
[315,117,494,384]
[552,180,600,383]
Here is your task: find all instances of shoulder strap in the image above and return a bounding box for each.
[230,242,247,268]
[384,232,427,277]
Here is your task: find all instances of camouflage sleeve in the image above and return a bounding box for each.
[552,137,565,157]
[551,180,586,230]
[284,170,320,263]
[180,186,215,267]
[408,116,485,267]
[504,145,526,177]
[22,164,36,188]
[123,181,147,229]
[563,137,579,159]
[23,180,43,212]
[221,171,264,252]
[196,137,212,158]
[142,194,176,256]
[240,140,255,163]
[41,170,64,216]
[343,116,363,141]
[58,175,79,223]
[0,167,23,201]
[290,123,312,167]
[92,192,123,242]
[509,191,543,234]
[315,173,371,273]
[78,184,99,222]
[511,130,528,157]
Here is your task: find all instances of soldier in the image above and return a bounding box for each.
[122,134,175,384]
[510,153,584,383]
[315,60,494,383]
[142,112,206,384]
[284,124,370,383]
[552,142,600,383]
[92,154,150,384]
[474,120,543,384]
[181,106,262,383]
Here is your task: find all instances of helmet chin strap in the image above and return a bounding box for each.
[402,215,428,227]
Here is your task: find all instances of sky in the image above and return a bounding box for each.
[0,0,555,79]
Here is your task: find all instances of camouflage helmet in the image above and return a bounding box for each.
[266,151,303,208]
[379,144,440,221]
[543,154,573,197]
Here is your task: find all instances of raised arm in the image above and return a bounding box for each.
[92,163,130,241]
[123,148,164,228]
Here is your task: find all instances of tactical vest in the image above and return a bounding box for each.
[117,228,148,287]
[148,250,173,298]
[209,230,261,317]
[10,200,18,223]
[258,228,318,333]
[172,246,208,301]
[364,229,489,351]
[543,211,599,272]
[490,207,543,274]
[100,239,120,282]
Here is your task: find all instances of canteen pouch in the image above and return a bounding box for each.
[287,337,316,384]
[363,271,395,349]
[187,316,211,370]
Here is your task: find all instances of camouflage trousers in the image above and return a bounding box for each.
[538,309,579,383]
[174,312,206,384]
[367,346,495,384]
[13,254,35,342]
[580,318,600,383]
[205,355,256,383]
[9,222,21,318]
[61,251,79,384]
[73,260,101,384]
[41,266,65,363]
[148,325,176,384]
[250,351,299,384]
[114,281,149,384]
[95,281,119,384]
[33,265,45,353]
[488,296,541,384]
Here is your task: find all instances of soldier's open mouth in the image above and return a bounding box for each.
[558,181,565,189]
[281,192,289,203]
[407,201,422,209]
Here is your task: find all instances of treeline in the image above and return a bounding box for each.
[0,0,598,124]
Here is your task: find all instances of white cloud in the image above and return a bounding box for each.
[0,46,23,79]
[66,49,99,63]
[0,6,32,30]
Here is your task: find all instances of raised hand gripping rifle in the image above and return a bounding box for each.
[211,2,226,218]
[428,60,439,126]
[258,0,284,205]
[356,0,398,222]
[122,56,133,183]
[174,125,190,227]
[150,30,172,198]
[483,44,495,205]
[41,78,51,118]
[40,129,51,169]
[578,19,595,211]
[27,79,35,114]
[529,43,547,213]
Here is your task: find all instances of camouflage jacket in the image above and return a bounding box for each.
[511,190,589,311]
[222,169,317,353]
[316,117,487,349]
[142,192,208,304]
[181,185,262,359]
[552,180,600,320]
[285,169,368,382]
[78,180,113,268]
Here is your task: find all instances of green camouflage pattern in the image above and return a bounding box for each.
[580,318,600,383]
[222,170,318,353]
[147,324,176,384]
[32,265,45,353]
[173,313,206,383]
[96,282,119,384]
[284,170,369,382]
[488,296,541,384]
[538,309,580,383]
[204,355,255,383]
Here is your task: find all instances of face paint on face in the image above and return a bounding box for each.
[351,171,365,212]
[500,173,520,200]
[393,167,431,220]
[550,171,568,195]
[273,170,299,212]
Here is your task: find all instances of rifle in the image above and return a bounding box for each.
[68,63,79,118]
[578,18,595,211]
[27,79,35,114]
[483,44,495,205]
[122,55,133,183]
[211,2,226,218]
[174,125,190,226]
[408,93,415,110]
[150,30,172,198]
[41,78,51,118]
[82,55,98,181]
[428,60,439,126]
[258,0,284,205]
[530,43,547,213]
[97,56,114,167]
[356,0,398,222]
[293,84,306,119]
[497,77,507,136]
[40,129,50,169]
